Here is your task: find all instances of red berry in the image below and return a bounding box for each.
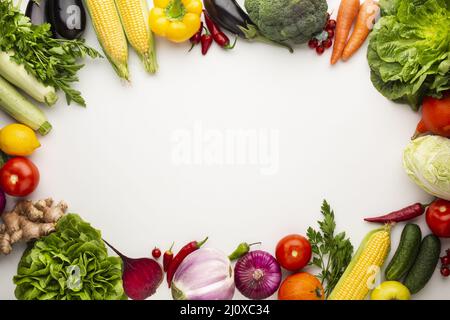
[441,267,450,277]
[316,45,325,55]
[327,19,337,29]
[442,256,450,266]
[327,29,335,39]
[308,39,319,49]
[323,39,333,49]
[152,248,161,259]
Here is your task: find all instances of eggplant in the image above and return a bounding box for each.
[203,0,293,52]
[25,0,48,26]
[203,0,253,38]
[46,0,86,39]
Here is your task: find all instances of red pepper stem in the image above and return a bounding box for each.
[168,242,175,252]
[197,236,209,248]
[224,36,238,49]
[423,199,437,208]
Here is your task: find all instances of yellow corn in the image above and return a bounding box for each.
[115,0,158,73]
[328,226,391,300]
[84,0,129,79]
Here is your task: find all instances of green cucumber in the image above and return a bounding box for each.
[0,51,57,106]
[403,234,441,294]
[0,76,52,135]
[385,223,422,281]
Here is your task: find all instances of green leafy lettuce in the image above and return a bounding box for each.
[14,214,126,300]
[368,0,450,110]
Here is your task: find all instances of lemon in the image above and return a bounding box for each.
[0,124,41,156]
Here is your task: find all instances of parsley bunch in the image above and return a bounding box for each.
[0,0,101,106]
[307,200,354,298]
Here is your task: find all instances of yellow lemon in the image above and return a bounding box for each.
[0,124,41,156]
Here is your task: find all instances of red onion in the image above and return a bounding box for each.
[0,189,5,215]
[104,240,163,300]
[234,250,282,300]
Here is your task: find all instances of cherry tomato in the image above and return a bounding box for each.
[426,199,450,238]
[0,157,40,197]
[276,234,312,271]
[152,247,161,259]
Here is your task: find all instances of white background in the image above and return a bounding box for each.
[0,0,448,300]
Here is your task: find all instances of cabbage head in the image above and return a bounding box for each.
[14,214,126,300]
[403,136,450,200]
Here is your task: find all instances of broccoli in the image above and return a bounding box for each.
[244,0,328,45]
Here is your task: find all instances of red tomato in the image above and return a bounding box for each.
[0,157,40,197]
[426,199,450,238]
[276,234,312,271]
[416,92,450,137]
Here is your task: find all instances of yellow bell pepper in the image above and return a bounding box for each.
[149,0,202,43]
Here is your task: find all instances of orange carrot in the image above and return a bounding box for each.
[330,0,360,65]
[342,0,379,61]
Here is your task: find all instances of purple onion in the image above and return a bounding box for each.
[0,189,6,215]
[234,250,282,300]
[172,248,235,300]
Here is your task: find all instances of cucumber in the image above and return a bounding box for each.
[0,51,57,106]
[0,76,52,135]
[403,234,441,294]
[385,223,422,281]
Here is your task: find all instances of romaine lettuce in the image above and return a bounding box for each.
[368,0,450,110]
[13,214,126,300]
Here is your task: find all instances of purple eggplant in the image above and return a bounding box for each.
[46,0,86,39]
[25,0,48,26]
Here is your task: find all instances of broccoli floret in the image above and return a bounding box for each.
[245,0,328,45]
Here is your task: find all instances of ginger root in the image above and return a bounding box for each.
[0,199,67,255]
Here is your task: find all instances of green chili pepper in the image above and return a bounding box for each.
[229,242,261,261]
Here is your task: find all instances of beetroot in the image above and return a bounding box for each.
[103,240,163,300]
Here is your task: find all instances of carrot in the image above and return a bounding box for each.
[342,0,379,61]
[330,0,360,65]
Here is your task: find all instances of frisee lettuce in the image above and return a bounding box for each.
[368,0,450,110]
[14,214,126,300]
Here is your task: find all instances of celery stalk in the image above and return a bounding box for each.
[0,76,52,135]
[0,50,58,106]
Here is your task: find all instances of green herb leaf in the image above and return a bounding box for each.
[307,200,353,298]
[0,0,101,106]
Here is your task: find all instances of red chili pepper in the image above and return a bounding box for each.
[201,31,213,56]
[163,242,175,272]
[189,22,203,52]
[364,203,426,223]
[203,10,236,49]
[166,237,208,287]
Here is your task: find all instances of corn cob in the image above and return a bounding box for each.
[115,0,158,73]
[84,0,129,80]
[328,226,391,300]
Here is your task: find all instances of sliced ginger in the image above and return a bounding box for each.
[0,198,67,255]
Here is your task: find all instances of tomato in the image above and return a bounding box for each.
[275,234,312,271]
[426,199,450,238]
[0,157,40,197]
[278,272,324,300]
[415,92,450,137]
